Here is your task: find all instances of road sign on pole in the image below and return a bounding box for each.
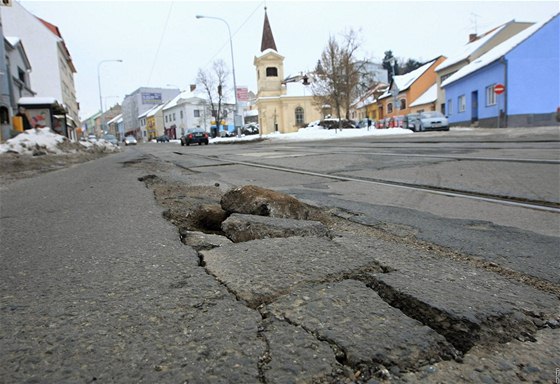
[495,84,505,95]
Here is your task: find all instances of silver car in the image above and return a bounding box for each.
[416,111,449,132]
[123,135,137,145]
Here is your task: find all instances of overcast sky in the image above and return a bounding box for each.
[15,0,559,120]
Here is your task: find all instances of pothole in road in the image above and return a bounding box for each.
[135,170,560,383]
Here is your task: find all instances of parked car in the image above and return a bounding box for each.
[123,135,137,145]
[377,119,386,129]
[181,128,209,146]
[404,113,421,132]
[156,134,170,143]
[87,134,97,141]
[102,134,118,146]
[317,118,356,129]
[416,111,449,131]
[241,123,259,135]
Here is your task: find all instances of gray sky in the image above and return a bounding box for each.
[16,0,559,119]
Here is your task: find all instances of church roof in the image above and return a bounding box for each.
[260,8,277,52]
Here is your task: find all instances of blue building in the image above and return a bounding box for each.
[442,14,559,128]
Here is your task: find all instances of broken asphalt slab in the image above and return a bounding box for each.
[265,279,458,372]
[200,236,385,309]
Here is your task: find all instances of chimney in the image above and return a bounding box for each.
[469,33,478,43]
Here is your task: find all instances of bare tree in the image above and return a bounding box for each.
[196,59,230,137]
[312,29,365,131]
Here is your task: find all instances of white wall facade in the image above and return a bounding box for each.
[1,2,79,125]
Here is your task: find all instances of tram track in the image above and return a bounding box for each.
[266,145,560,165]
[173,151,560,213]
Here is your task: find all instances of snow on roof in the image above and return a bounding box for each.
[379,59,437,100]
[162,90,207,111]
[255,48,284,59]
[107,114,122,125]
[435,24,507,72]
[395,59,436,91]
[138,105,157,118]
[410,83,437,107]
[18,97,60,105]
[147,104,165,117]
[442,14,557,87]
[5,36,21,47]
[285,81,313,97]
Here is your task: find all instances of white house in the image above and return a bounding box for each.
[1,1,79,127]
[162,91,209,139]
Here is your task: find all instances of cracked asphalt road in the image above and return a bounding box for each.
[1,146,559,383]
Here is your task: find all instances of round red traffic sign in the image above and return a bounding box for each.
[495,84,505,94]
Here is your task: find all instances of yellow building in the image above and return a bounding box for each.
[254,9,323,135]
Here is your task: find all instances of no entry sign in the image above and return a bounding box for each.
[495,84,505,94]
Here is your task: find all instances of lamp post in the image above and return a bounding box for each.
[97,59,123,135]
[196,14,240,138]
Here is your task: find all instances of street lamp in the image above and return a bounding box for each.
[97,59,123,134]
[196,14,240,138]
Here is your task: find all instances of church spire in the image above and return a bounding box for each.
[260,7,277,52]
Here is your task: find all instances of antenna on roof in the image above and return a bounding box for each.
[470,12,480,35]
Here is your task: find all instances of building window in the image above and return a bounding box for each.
[459,95,466,112]
[180,110,184,119]
[194,110,201,118]
[173,113,176,121]
[295,107,304,124]
[18,67,25,82]
[486,85,497,106]
[387,103,393,114]
[447,99,453,115]
[165,115,168,123]
[399,99,406,110]
[266,67,278,77]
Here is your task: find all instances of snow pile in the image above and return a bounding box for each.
[286,125,412,141]
[78,139,120,152]
[0,128,68,155]
[0,128,119,155]
[212,126,412,143]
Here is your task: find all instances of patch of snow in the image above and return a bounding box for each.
[0,127,67,154]
[0,128,120,155]
[210,126,412,144]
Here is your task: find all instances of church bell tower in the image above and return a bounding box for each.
[254,7,285,98]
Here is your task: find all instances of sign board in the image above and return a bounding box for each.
[494,84,505,95]
[236,87,249,102]
[141,92,162,105]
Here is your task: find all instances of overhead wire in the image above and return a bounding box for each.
[147,1,175,86]
[199,1,265,70]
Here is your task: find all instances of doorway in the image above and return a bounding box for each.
[471,91,479,123]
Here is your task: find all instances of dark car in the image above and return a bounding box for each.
[241,123,259,135]
[318,118,356,129]
[156,134,170,143]
[181,128,209,146]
